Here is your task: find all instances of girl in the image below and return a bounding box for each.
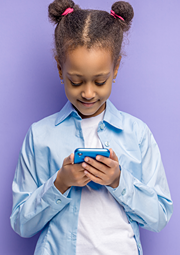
[10,1,173,254]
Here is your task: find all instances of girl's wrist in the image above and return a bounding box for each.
[110,171,121,188]
[54,170,70,194]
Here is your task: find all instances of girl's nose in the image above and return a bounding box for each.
[81,83,95,100]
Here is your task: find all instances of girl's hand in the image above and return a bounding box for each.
[54,153,91,194]
[82,148,121,188]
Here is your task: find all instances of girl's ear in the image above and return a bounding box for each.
[113,56,122,79]
[55,56,63,80]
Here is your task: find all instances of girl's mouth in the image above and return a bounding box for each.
[78,100,97,107]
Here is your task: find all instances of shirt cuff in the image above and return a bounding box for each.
[41,172,72,211]
[106,166,135,205]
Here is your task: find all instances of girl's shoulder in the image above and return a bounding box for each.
[29,101,74,139]
[30,112,59,137]
[107,100,147,131]
[119,110,146,129]
[120,110,148,144]
[107,100,149,144]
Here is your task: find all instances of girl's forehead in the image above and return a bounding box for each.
[63,46,114,74]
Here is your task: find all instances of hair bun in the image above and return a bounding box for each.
[111,1,134,29]
[48,0,79,25]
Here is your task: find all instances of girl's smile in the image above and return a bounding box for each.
[58,46,120,118]
[78,100,98,107]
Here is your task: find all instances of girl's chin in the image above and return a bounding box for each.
[72,101,106,118]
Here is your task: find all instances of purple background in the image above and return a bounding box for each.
[0,0,179,254]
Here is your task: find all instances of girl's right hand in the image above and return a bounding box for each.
[54,153,91,194]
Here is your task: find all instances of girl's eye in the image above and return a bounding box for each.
[95,80,107,86]
[70,81,83,86]
[70,79,107,86]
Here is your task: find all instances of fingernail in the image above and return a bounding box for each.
[82,163,87,168]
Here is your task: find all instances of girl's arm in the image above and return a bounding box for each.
[107,125,173,232]
[10,126,72,238]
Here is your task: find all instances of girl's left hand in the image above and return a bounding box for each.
[82,148,121,188]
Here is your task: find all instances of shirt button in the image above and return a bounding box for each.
[121,188,126,196]
[100,123,105,130]
[56,199,61,204]
[71,233,76,240]
[137,243,141,250]
[73,207,78,213]
[129,217,133,222]
[105,141,110,147]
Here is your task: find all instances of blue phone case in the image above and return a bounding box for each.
[74,148,110,164]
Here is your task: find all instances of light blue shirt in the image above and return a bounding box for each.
[10,100,173,255]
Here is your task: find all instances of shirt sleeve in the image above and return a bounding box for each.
[10,126,72,238]
[107,124,173,232]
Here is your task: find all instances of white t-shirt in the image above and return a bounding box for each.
[76,111,138,255]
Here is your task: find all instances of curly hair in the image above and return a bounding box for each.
[48,0,134,68]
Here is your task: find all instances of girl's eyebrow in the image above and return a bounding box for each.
[67,72,110,77]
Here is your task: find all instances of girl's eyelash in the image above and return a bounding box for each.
[95,80,107,86]
[70,79,107,86]
[70,81,83,86]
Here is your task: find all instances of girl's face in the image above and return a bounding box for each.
[59,46,120,118]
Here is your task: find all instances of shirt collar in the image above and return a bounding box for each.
[55,101,81,126]
[55,99,123,130]
[103,99,123,130]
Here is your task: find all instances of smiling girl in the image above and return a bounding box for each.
[10,1,173,254]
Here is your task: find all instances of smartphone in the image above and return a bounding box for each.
[74,148,110,164]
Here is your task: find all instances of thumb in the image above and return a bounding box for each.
[63,153,74,166]
[109,148,118,162]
